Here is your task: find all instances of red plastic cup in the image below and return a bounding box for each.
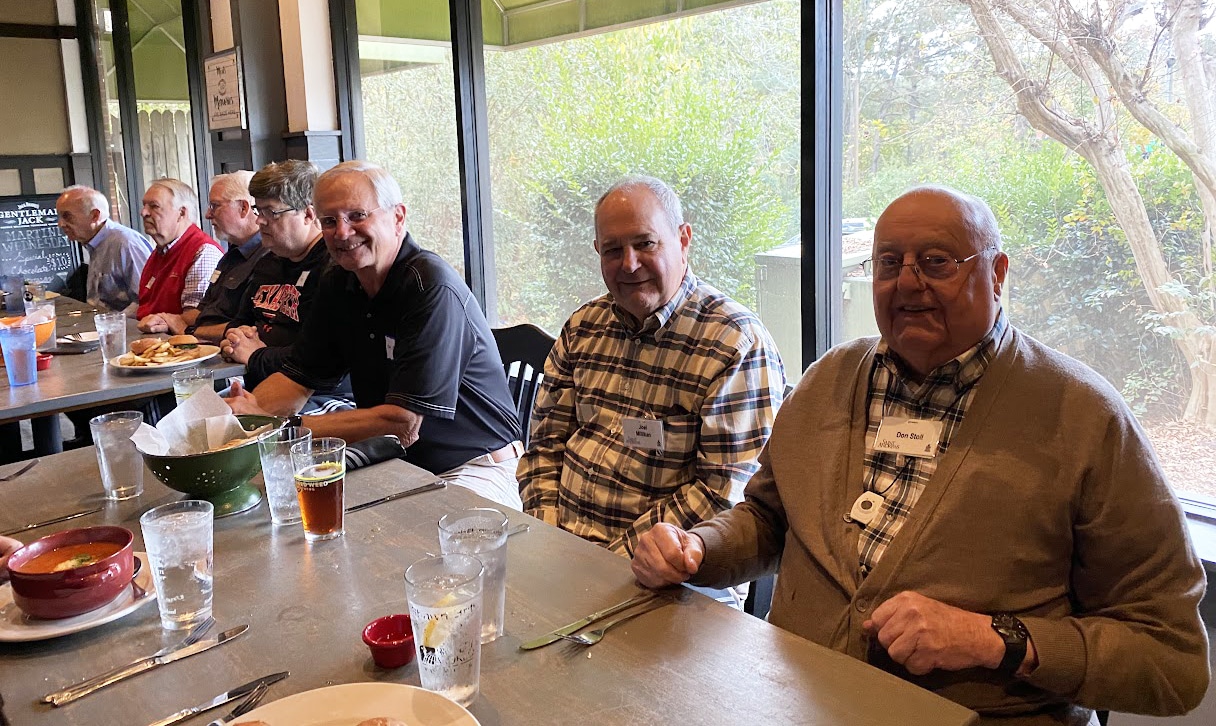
[362,614,416,668]
[36,353,52,371]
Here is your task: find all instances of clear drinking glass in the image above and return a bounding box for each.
[257,426,311,526]
[171,367,213,404]
[22,281,47,310]
[290,437,346,541]
[438,508,508,643]
[0,324,38,387]
[404,553,484,707]
[140,499,214,631]
[94,311,127,364]
[21,301,55,351]
[89,411,145,500]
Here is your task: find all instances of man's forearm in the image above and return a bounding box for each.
[191,322,228,343]
[301,405,422,446]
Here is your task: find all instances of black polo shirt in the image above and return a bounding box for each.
[281,233,519,473]
[195,233,270,327]
[228,239,353,402]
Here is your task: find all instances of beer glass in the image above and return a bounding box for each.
[290,437,346,541]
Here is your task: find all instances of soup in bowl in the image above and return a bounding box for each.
[7,526,135,619]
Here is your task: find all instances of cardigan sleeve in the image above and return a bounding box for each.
[1018,408,1209,715]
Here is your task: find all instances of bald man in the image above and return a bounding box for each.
[631,186,1208,725]
[56,185,152,315]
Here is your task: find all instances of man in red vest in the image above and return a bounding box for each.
[135,178,222,329]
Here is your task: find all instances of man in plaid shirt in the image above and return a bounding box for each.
[518,175,785,559]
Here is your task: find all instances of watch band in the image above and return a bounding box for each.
[991,613,1029,674]
[287,414,303,429]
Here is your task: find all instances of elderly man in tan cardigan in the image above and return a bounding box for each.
[631,185,1209,725]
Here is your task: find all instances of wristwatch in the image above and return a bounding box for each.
[287,414,303,429]
[991,613,1029,674]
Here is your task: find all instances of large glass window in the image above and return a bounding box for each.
[481,0,803,376]
[839,0,1216,503]
[357,1,465,274]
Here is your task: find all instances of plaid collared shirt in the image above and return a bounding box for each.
[858,312,1007,575]
[519,271,786,556]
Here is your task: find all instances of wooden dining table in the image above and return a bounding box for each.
[0,446,979,725]
[0,295,244,457]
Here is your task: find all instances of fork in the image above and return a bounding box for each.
[558,597,673,646]
[206,681,270,726]
[0,459,37,482]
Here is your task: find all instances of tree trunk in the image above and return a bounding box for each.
[963,0,1216,424]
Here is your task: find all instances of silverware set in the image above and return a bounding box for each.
[558,596,674,646]
[519,591,670,650]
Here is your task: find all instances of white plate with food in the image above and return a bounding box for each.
[0,553,156,642]
[234,683,480,726]
[110,335,220,372]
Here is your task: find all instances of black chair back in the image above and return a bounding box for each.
[492,324,556,448]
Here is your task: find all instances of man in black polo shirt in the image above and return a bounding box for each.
[226,161,523,509]
[220,160,354,415]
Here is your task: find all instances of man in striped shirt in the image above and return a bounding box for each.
[518,175,786,558]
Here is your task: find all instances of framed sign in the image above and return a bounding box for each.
[204,49,246,130]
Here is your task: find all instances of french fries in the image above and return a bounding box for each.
[117,340,205,367]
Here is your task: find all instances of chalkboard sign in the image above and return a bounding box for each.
[0,195,79,291]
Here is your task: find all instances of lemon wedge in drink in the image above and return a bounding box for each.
[421,591,462,648]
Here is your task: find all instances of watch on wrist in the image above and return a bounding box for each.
[991,613,1029,674]
[287,414,303,429]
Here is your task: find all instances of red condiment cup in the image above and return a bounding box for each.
[362,614,415,668]
[36,353,52,371]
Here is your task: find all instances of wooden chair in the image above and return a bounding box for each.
[492,324,556,448]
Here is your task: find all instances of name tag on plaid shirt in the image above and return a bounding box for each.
[623,417,665,451]
[873,417,941,458]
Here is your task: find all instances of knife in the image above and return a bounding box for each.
[519,591,660,650]
[1,506,104,536]
[45,625,249,706]
[146,671,289,726]
[345,480,446,513]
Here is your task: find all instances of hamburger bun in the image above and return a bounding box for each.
[129,338,162,356]
[168,334,200,349]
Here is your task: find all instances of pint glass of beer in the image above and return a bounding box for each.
[290,437,347,542]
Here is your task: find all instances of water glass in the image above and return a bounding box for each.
[290,437,346,542]
[172,367,213,405]
[0,325,38,387]
[21,301,55,351]
[94,311,127,363]
[23,281,47,310]
[404,553,484,707]
[140,500,214,631]
[257,426,311,526]
[438,508,508,643]
[89,411,145,500]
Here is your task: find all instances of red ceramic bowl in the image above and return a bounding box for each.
[7,526,135,619]
[362,614,416,668]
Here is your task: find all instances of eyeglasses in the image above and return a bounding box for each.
[252,205,297,219]
[862,248,994,281]
[206,201,233,213]
[318,207,382,230]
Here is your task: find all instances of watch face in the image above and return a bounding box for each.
[992,613,1026,640]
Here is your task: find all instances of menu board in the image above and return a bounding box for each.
[0,195,79,289]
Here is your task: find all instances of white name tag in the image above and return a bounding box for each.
[296,270,310,287]
[873,417,942,458]
[384,335,395,360]
[209,269,221,284]
[144,275,156,290]
[622,417,664,451]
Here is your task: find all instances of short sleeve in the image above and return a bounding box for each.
[382,283,474,420]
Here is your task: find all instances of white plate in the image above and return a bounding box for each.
[238,683,480,726]
[64,331,100,343]
[0,552,156,642]
[109,345,220,372]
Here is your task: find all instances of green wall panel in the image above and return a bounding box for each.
[356,0,505,45]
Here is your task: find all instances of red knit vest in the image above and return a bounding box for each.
[136,225,221,318]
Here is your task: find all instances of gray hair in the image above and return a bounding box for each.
[902,184,1003,251]
[316,160,403,209]
[148,178,200,224]
[61,185,110,222]
[249,160,319,211]
[595,175,684,231]
[209,170,254,204]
